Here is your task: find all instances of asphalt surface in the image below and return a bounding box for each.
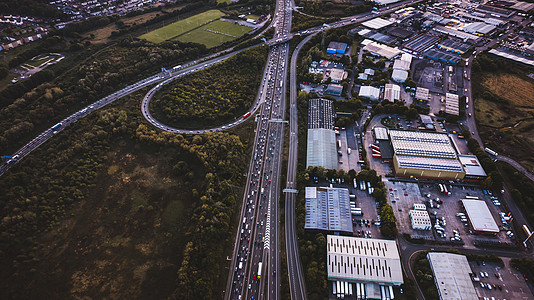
[285,33,316,300]
[223,1,292,299]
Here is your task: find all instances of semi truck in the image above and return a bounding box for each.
[484,147,498,157]
[243,112,251,119]
[257,262,262,279]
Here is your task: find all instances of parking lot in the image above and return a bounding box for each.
[337,129,360,172]
[350,186,383,240]
[385,180,434,239]
[470,258,534,300]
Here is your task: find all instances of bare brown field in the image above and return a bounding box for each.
[481,73,534,107]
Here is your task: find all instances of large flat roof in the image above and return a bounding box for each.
[403,33,440,53]
[362,41,402,59]
[462,199,499,233]
[396,155,464,172]
[445,93,460,116]
[306,128,338,169]
[362,18,393,30]
[427,252,478,300]
[305,187,353,233]
[389,130,457,159]
[327,236,404,285]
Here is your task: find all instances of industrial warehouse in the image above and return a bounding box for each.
[461,199,500,234]
[306,98,338,169]
[327,235,403,299]
[304,187,353,233]
[367,130,487,180]
[427,252,478,300]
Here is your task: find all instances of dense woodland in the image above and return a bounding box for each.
[0,37,211,154]
[150,46,269,129]
[0,4,272,297]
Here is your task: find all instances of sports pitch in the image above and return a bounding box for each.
[173,20,252,48]
[139,10,225,43]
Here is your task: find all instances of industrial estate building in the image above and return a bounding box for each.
[305,187,352,233]
[445,93,459,116]
[306,99,338,169]
[327,41,348,56]
[389,130,464,179]
[371,129,486,180]
[327,236,403,299]
[461,199,500,234]
[384,84,401,102]
[362,41,402,59]
[409,210,432,230]
[359,86,381,101]
[427,252,478,300]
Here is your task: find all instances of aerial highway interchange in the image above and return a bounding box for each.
[1,0,534,299]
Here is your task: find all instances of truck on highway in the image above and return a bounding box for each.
[347,148,351,155]
[337,140,342,148]
[51,122,63,130]
[243,112,252,119]
[257,262,262,280]
[484,147,498,157]
[239,262,243,269]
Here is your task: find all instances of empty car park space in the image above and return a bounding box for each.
[469,258,534,300]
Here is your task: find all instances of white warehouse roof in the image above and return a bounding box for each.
[374,127,389,140]
[389,130,457,159]
[427,252,478,300]
[307,128,338,169]
[391,69,408,83]
[409,210,431,230]
[327,235,404,285]
[362,18,394,30]
[359,86,380,100]
[462,199,499,233]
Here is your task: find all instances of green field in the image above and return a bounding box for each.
[139,10,225,43]
[173,20,252,48]
[216,0,233,3]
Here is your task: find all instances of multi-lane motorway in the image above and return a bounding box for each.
[223,0,293,299]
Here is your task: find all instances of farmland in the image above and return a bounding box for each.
[139,9,225,43]
[173,20,252,48]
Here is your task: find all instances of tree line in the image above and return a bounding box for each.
[150,46,268,129]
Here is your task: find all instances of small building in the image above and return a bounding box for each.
[419,114,435,130]
[359,86,380,101]
[364,68,375,76]
[413,203,427,210]
[409,210,431,230]
[393,59,411,71]
[415,87,430,101]
[424,49,463,65]
[427,252,478,300]
[327,41,348,55]
[326,83,343,96]
[461,199,500,234]
[327,235,404,286]
[373,127,389,140]
[384,83,401,102]
[458,155,487,180]
[391,69,408,83]
[326,68,348,83]
[445,93,459,116]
